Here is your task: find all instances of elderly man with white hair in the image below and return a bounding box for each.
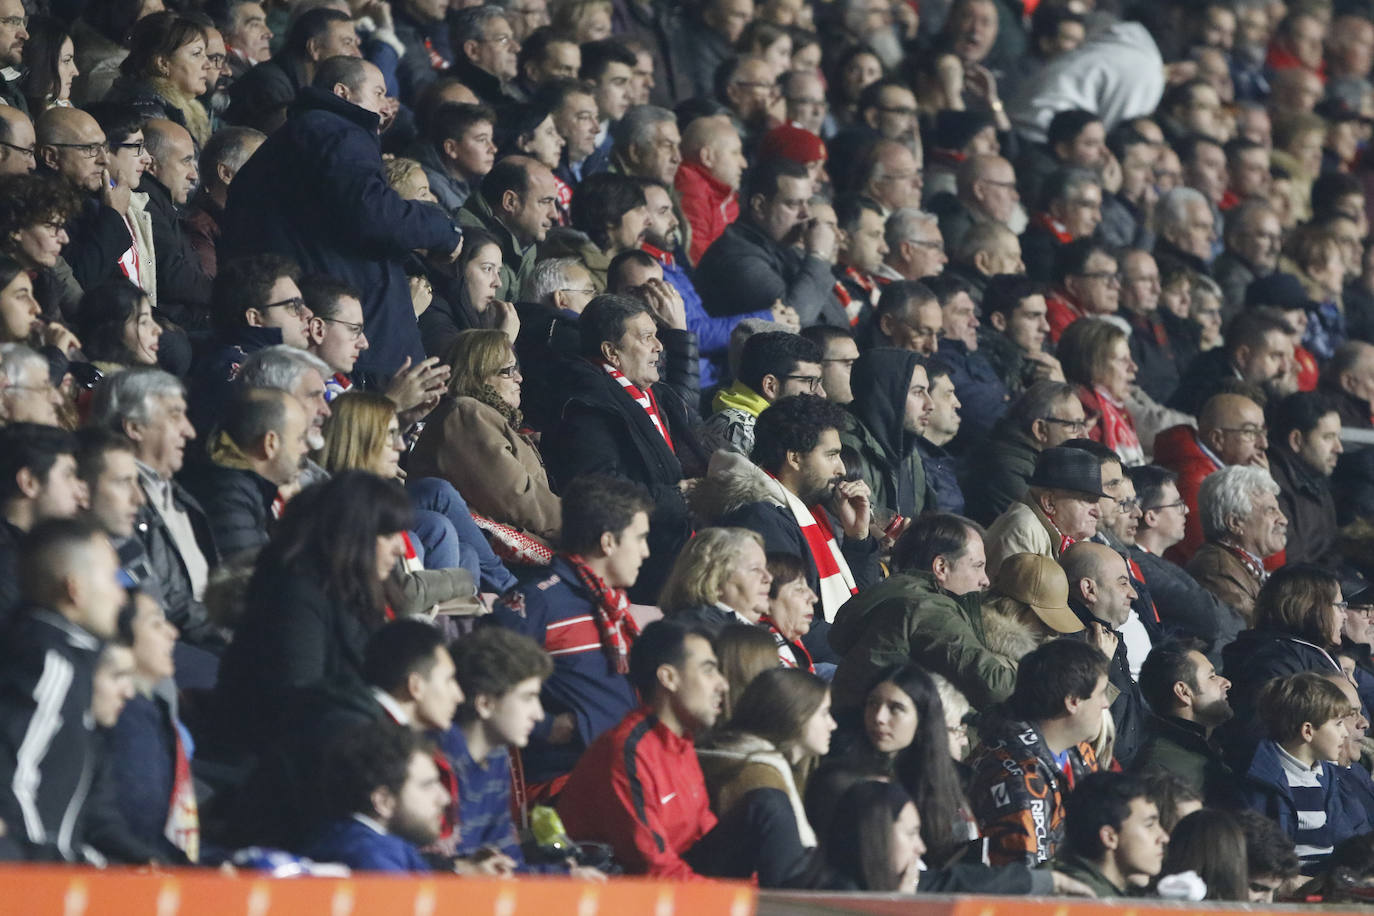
[1153,186,1216,273]
[90,367,221,656]
[0,343,62,426]
[1186,465,1288,626]
[879,207,947,282]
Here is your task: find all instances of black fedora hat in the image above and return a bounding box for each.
[1028,446,1109,498]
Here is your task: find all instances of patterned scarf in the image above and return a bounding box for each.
[767,472,858,622]
[1092,385,1144,466]
[164,718,199,862]
[567,554,640,674]
[601,361,673,452]
[832,278,863,326]
[761,614,815,672]
[1219,540,1268,586]
[473,383,524,429]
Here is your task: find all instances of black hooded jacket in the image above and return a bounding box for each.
[838,348,928,518]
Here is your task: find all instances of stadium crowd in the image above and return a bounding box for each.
[6,0,1374,903]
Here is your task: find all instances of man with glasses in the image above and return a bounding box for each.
[1044,239,1118,343]
[864,278,942,353]
[702,331,823,456]
[937,153,1021,251]
[858,138,924,216]
[0,106,33,177]
[450,5,521,109]
[781,69,827,137]
[0,343,61,427]
[189,254,313,436]
[880,207,947,282]
[1022,167,1101,285]
[721,57,779,149]
[1156,392,1270,563]
[1127,465,1245,656]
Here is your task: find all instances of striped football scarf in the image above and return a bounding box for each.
[602,361,674,452]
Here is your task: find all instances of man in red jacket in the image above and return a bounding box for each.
[675,114,744,265]
[558,619,811,884]
[1153,392,1269,564]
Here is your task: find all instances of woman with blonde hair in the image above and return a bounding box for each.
[320,390,519,593]
[1284,225,1348,360]
[1060,317,1144,465]
[551,0,613,43]
[659,527,773,636]
[409,329,562,563]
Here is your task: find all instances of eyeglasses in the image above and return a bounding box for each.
[0,140,34,159]
[480,33,516,46]
[783,374,823,392]
[1348,605,1374,617]
[559,286,597,295]
[786,96,826,109]
[1115,496,1141,513]
[495,362,522,378]
[906,238,944,250]
[0,16,26,29]
[46,141,105,159]
[1218,424,1267,439]
[1040,416,1088,431]
[321,316,365,340]
[1144,500,1188,512]
[112,140,145,156]
[733,80,778,94]
[260,296,308,317]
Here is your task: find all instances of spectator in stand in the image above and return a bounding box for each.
[879,207,947,283]
[696,158,842,326]
[934,154,1020,252]
[447,6,520,111]
[983,445,1106,577]
[578,39,637,176]
[673,113,747,265]
[549,171,647,289]
[223,8,362,133]
[831,194,888,326]
[0,518,124,862]
[412,102,496,218]
[660,527,772,636]
[1126,465,1245,654]
[917,360,964,514]
[977,275,1063,401]
[947,222,1024,299]
[305,722,449,872]
[76,280,161,373]
[968,638,1108,866]
[1154,809,1249,901]
[182,126,265,279]
[1021,168,1102,284]
[803,326,859,405]
[861,280,942,353]
[961,381,1085,526]
[545,295,699,601]
[1044,240,1120,344]
[1059,317,1143,467]
[1188,465,1288,626]
[0,423,83,629]
[831,514,1006,715]
[1234,672,1362,873]
[141,119,212,314]
[1137,640,1235,797]
[702,331,822,457]
[181,385,311,558]
[0,108,35,178]
[1053,772,1168,898]
[839,347,930,520]
[1266,392,1343,570]
[0,171,83,325]
[931,273,1008,445]
[221,56,463,378]
[1119,250,1181,405]
[104,13,212,147]
[490,474,649,799]
[1214,200,1283,319]
[1235,808,1302,901]
[0,343,61,428]
[409,328,561,547]
[558,618,813,882]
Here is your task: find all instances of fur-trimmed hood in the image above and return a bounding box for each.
[980,602,1046,666]
[689,448,790,524]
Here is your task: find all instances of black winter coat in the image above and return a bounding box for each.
[139,174,211,317]
[221,87,461,376]
[1068,598,1148,768]
[178,459,279,561]
[1268,446,1341,571]
[132,479,221,650]
[1129,546,1244,662]
[61,194,135,294]
[214,567,383,752]
[694,219,845,326]
[544,359,700,603]
[959,418,1039,526]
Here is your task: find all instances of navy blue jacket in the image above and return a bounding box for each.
[107,694,180,858]
[936,338,1009,447]
[187,325,283,437]
[1219,629,1343,767]
[489,557,639,785]
[306,817,431,872]
[917,438,964,514]
[1235,739,1363,869]
[221,87,461,376]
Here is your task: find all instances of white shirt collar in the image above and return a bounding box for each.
[350,813,389,835]
[371,688,412,726]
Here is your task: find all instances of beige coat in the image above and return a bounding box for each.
[984,495,1059,578]
[408,396,562,541]
[1186,542,1262,626]
[126,192,157,308]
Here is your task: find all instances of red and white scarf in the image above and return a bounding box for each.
[768,473,858,622]
[164,722,199,862]
[832,279,863,326]
[566,554,641,674]
[602,361,674,452]
[1033,211,1073,243]
[1091,385,1144,466]
[761,614,815,672]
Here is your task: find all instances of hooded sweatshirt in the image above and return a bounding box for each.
[838,348,928,518]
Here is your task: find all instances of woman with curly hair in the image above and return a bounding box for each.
[0,172,84,323]
[105,12,212,145]
[660,527,774,635]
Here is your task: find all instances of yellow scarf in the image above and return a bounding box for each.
[712,380,771,419]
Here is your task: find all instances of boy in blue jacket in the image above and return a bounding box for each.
[1237,672,1363,873]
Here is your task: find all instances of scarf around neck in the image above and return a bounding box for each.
[601,360,673,451]
[766,472,858,622]
[566,554,640,674]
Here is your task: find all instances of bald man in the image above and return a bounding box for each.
[1154,392,1269,562]
[143,120,213,312]
[861,139,923,215]
[0,106,33,176]
[941,153,1021,248]
[676,114,746,264]
[1061,540,1150,767]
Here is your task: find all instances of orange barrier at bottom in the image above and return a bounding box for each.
[0,866,757,915]
[758,891,1373,916]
